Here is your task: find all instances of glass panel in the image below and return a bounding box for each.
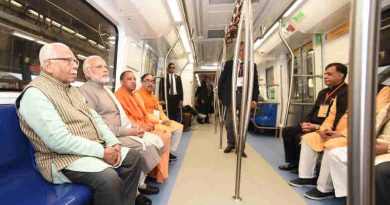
[265,66,275,99]
[0,0,118,91]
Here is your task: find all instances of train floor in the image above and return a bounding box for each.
[146,121,346,205]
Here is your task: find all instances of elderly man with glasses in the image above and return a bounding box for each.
[16,43,142,205]
[135,73,183,164]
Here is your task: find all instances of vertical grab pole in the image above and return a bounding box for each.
[278,20,294,137]
[230,5,245,149]
[218,40,227,149]
[241,0,254,146]
[164,29,181,116]
[348,0,380,205]
[233,0,251,200]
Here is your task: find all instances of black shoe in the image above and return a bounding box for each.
[138,185,159,195]
[135,194,152,205]
[290,168,298,174]
[197,118,204,124]
[304,188,335,200]
[278,163,298,171]
[224,146,235,153]
[169,153,177,161]
[288,178,317,187]
[241,152,247,158]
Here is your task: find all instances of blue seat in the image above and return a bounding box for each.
[0,104,92,205]
[254,104,277,127]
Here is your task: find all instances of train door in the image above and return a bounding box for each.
[286,41,322,126]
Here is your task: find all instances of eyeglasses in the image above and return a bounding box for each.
[169,66,175,69]
[143,79,155,84]
[48,57,79,66]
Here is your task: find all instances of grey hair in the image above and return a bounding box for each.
[83,55,102,72]
[39,42,69,71]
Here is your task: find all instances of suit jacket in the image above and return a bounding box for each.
[159,74,183,101]
[218,60,259,105]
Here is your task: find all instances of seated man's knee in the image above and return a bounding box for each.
[122,149,142,167]
[96,168,123,191]
[375,162,390,181]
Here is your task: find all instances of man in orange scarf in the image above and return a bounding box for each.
[115,70,171,184]
[134,73,183,162]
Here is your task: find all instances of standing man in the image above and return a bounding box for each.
[16,43,142,205]
[159,63,183,121]
[218,42,259,158]
[195,76,214,124]
[278,63,348,172]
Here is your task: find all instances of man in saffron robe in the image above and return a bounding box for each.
[134,73,183,162]
[115,70,171,183]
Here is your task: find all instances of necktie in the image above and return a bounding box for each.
[239,63,243,77]
[170,74,174,95]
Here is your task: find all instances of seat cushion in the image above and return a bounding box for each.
[0,105,92,205]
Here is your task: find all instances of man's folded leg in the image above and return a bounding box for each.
[62,149,142,205]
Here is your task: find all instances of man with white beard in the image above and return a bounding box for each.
[80,55,164,205]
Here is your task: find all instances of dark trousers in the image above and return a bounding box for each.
[167,95,180,121]
[224,104,246,151]
[62,149,142,205]
[282,125,304,165]
[376,161,390,205]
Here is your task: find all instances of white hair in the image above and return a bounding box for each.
[83,55,102,72]
[39,42,70,71]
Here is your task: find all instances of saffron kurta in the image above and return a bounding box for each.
[135,87,183,152]
[115,85,171,183]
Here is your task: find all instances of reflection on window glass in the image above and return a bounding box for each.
[266,66,275,99]
[0,0,118,91]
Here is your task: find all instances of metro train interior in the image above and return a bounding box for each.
[1,0,390,205]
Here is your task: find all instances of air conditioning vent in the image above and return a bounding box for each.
[208,30,225,38]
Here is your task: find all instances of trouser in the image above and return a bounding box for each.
[118,137,160,174]
[62,149,142,205]
[299,141,320,179]
[327,147,390,200]
[224,104,246,151]
[282,125,304,165]
[167,95,180,121]
[171,126,183,153]
[376,161,390,205]
[328,147,348,197]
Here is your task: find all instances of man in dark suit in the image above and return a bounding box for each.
[218,42,259,158]
[160,63,183,121]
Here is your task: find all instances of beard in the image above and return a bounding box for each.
[97,76,110,84]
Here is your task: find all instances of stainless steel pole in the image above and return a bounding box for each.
[234,0,251,200]
[241,0,254,146]
[164,30,180,116]
[347,0,380,205]
[278,20,294,134]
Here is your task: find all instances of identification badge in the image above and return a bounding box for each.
[237,77,244,87]
[153,110,160,118]
[318,104,329,117]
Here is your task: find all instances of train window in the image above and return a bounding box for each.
[0,0,118,91]
[288,42,315,104]
[379,8,390,66]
